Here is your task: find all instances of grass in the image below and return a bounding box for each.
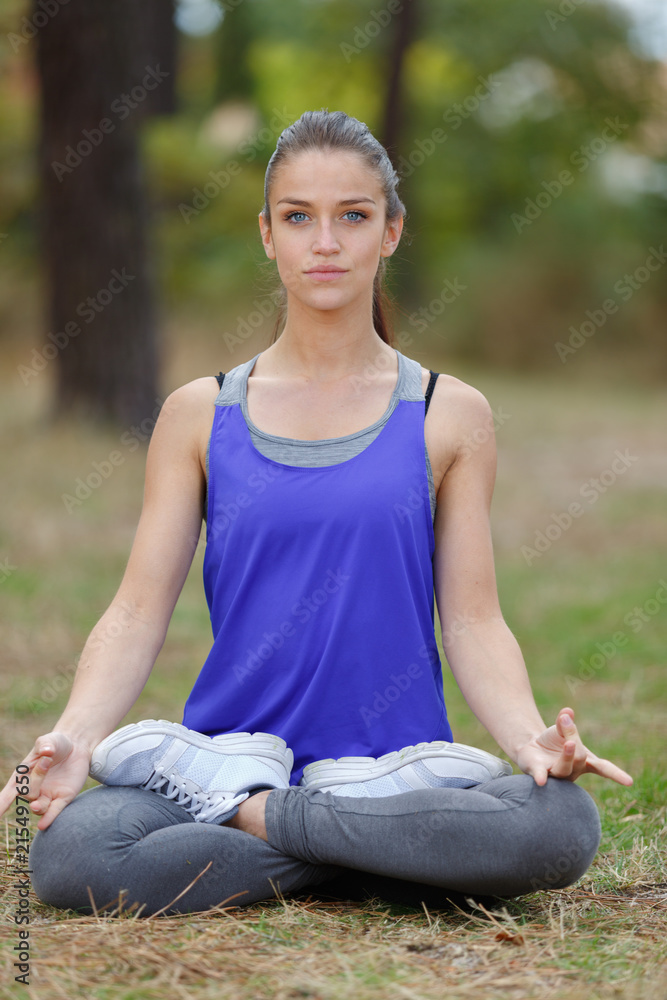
[1,332,666,999]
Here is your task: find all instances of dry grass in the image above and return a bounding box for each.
[1,852,666,1000]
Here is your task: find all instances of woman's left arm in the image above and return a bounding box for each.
[430,380,632,787]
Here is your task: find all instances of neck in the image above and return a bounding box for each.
[262,296,394,382]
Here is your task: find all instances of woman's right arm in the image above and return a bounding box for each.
[0,379,216,830]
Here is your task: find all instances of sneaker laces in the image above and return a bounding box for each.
[141,766,250,823]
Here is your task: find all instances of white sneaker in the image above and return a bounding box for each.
[300,741,513,797]
[89,719,293,823]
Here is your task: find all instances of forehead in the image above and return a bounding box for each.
[271,148,383,205]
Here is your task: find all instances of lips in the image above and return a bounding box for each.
[305,266,346,273]
[305,266,347,281]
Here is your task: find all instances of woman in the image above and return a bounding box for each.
[1,110,632,916]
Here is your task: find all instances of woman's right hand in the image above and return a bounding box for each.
[0,733,93,831]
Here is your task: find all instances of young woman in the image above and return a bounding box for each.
[1,110,632,917]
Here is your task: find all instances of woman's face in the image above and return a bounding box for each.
[259,149,402,314]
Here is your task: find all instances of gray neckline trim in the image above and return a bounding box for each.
[237,347,422,446]
[206,348,436,523]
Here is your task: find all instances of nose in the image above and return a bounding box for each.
[311,219,341,255]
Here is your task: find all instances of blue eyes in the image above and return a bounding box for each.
[284,210,368,224]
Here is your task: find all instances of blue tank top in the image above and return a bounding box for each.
[182,350,453,783]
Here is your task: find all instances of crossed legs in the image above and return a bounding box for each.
[30,774,601,916]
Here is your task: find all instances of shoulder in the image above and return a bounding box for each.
[148,377,220,471]
[161,376,220,411]
[155,376,220,428]
[418,364,494,449]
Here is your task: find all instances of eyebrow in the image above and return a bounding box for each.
[276,197,377,207]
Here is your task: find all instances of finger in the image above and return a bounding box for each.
[0,775,22,817]
[0,736,68,816]
[36,796,70,832]
[30,794,51,815]
[523,763,549,786]
[23,735,72,800]
[27,733,71,769]
[545,741,578,779]
[21,755,55,803]
[0,753,48,815]
[556,711,579,740]
[583,754,634,786]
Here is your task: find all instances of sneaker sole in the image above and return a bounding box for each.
[300,741,512,788]
[90,719,292,779]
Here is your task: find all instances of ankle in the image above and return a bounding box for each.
[225,789,271,840]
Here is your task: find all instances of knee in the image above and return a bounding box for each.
[30,800,94,911]
[527,778,601,891]
[29,785,141,911]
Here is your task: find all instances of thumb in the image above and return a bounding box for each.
[32,733,71,770]
[530,767,549,786]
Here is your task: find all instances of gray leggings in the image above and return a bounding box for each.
[29,775,601,917]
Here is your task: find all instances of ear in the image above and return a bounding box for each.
[380,214,403,259]
[258,212,276,260]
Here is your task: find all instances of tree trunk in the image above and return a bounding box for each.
[34,0,176,426]
[380,0,419,165]
[214,1,257,103]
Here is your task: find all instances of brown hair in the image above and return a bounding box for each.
[260,109,407,347]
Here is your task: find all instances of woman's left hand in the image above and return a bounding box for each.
[515,707,634,787]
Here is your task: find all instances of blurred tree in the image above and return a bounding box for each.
[214,1,257,103]
[34,0,176,424]
[3,0,663,379]
[379,0,420,163]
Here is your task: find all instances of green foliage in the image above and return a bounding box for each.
[0,0,665,373]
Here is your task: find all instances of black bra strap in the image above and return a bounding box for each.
[214,369,439,417]
[424,371,439,417]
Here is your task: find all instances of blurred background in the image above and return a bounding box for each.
[0,0,666,422]
[1,1,665,785]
